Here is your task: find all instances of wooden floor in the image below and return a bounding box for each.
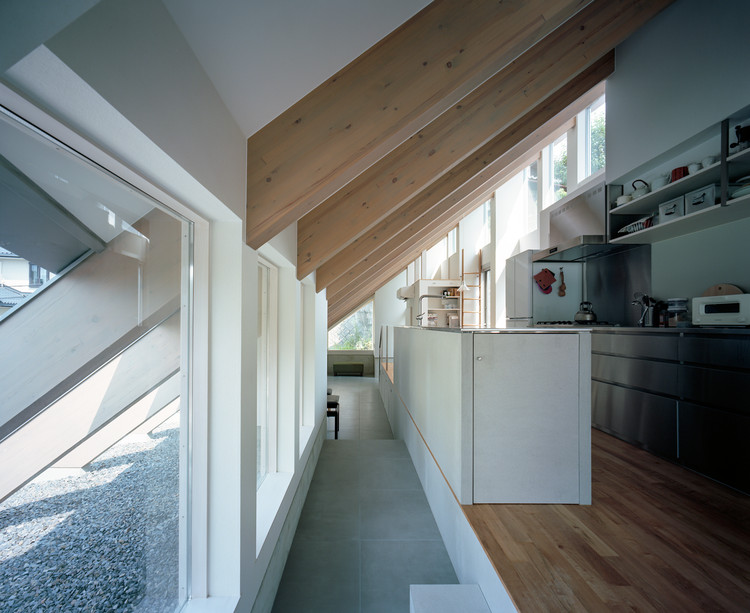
[463,429,750,612]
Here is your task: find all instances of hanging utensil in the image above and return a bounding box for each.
[558,267,566,297]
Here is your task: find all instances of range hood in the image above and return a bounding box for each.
[533,180,636,263]
[532,235,636,262]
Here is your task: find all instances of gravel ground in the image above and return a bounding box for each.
[0,414,180,612]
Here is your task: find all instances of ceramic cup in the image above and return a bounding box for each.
[671,166,689,182]
[688,162,702,174]
[702,155,716,167]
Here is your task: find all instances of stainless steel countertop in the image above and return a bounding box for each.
[588,326,750,336]
[401,326,589,334]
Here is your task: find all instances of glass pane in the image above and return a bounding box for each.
[0,108,186,611]
[447,227,457,256]
[552,134,567,202]
[328,301,373,350]
[526,160,539,230]
[257,263,269,488]
[589,96,606,175]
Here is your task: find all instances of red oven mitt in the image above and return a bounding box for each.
[533,268,556,294]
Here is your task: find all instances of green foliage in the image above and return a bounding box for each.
[554,148,567,200]
[328,302,373,350]
[591,113,606,173]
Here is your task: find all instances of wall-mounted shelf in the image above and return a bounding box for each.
[610,161,721,216]
[611,193,750,244]
[607,105,750,245]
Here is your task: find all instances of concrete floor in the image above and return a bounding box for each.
[271,376,458,613]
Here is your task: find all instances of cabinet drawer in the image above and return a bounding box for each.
[592,381,677,459]
[679,335,750,369]
[592,353,678,396]
[679,402,750,495]
[679,365,750,414]
[592,332,678,361]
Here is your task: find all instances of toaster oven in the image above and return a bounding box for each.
[692,294,750,326]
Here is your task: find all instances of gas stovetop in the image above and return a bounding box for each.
[536,320,616,327]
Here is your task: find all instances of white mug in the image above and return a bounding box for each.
[702,156,716,167]
[688,162,702,174]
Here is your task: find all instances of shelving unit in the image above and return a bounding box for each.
[611,193,750,244]
[409,278,462,328]
[607,105,750,245]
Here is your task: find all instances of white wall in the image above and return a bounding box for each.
[607,0,750,301]
[607,0,750,182]
[1,4,330,611]
[373,270,407,358]
[0,0,99,73]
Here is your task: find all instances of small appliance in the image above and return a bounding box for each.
[692,294,750,326]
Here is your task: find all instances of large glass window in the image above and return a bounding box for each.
[548,133,568,204]
[425,237,447,280]
[328,301,373,350]
[0,106,190,611]
[257,258,278,489]
[586,95,606,177]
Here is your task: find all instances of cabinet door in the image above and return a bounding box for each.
[592,353,678,397]
[592,381,677,460]
[679,402,750,495]
[473,333,581,503]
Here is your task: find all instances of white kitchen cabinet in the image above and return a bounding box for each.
[505,250,533,320]
[393,327,592,505]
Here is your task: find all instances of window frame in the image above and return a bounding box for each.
[256,256,279,489]
[327,299,374,352]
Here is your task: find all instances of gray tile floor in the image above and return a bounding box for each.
[271,376,458,613]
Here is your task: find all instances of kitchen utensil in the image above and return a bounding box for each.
[631,179,650,198]
[688,162,702,174]
[731,184,750,198]
[730,124,750,151]
[616,194,632,206]
[533,268,555,294]
[574,301,597,323]
[701,283,743,296]
[671,166,689,182]
[558,268,566,297]
[632,292,654,327]
[651,174,670,190]
[618,215,655,235]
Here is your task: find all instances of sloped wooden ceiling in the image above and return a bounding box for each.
[245,0,675,327]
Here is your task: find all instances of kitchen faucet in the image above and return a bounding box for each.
[416,294,447,323]
[631,292,653,327]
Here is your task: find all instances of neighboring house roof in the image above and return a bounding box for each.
[0,248,21,258]
[0,284,29,308]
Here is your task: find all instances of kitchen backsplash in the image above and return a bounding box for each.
[586,245,651,326]
[651,216,750,301]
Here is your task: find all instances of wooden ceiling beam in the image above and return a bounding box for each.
[298,0,673,280]
[320,55,612,296]
[246,0,592,249]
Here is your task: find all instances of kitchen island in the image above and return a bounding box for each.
[384,326,591,505]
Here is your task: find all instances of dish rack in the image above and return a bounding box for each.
[618,215,655,235]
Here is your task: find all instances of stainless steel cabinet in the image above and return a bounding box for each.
[592,329,750,494]
[592,381,677,459]
[679,402,750,495]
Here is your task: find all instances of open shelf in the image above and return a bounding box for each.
[609,161,722,216]
[611,193,750,244]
